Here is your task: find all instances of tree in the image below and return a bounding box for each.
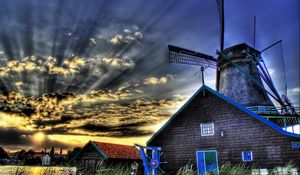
[50,146,55,155]
[0,147,8,159]
[67,147,81,159]
[17,149,26,155]
[27,149,35,155]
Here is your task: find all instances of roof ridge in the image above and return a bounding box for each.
[92,141,134,147]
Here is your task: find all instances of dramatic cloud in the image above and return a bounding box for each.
[0,56,86,77]
[0,127,70,150]
[289,87,300,95]
[144,75,174,86]
[101,57,135,69]
[110,27,143,45]
[0,88,187,140]
[14,81,24,89]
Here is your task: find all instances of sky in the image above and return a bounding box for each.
[0,0,299,152]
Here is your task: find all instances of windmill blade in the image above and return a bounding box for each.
[168,45,217,68]
[215,0,225,91]
[216,0,225,51]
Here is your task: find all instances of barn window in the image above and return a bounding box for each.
[200,123,214,136]
[242,151,253,161]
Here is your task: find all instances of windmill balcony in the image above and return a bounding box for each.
[246,106,300,115]
[246,106,300,134]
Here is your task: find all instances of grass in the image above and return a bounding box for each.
[176,163,197,175]
[269,161,298,175]
[93,162,298,175]
[219,163,253,175]
[2,162,298,175]
[96,164,131,175]
[13,167,29,175]
[0,166,76,175]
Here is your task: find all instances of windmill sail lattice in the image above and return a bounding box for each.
[168,45,217,69]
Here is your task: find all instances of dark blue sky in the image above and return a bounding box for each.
[0,0,299,150]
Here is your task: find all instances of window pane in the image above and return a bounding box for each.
[201,123,214,136]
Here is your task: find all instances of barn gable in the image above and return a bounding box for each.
[73,141,141,174]
[147,85,299,145]
[147,85,300,172]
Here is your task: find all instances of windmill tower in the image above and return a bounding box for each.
[169,42,280,107]
[216,43,274,106]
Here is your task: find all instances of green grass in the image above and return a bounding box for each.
[176,163,197,175]
[5,162,297,175]
[93,162,298,175]
[269,161,298,175]
[96,164,131,175]
[219,163,253,175]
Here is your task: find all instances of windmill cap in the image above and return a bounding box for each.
[221,43,260,55]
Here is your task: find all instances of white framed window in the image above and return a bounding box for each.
[200,123,214,136]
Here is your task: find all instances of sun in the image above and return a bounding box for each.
[33,132,46,143]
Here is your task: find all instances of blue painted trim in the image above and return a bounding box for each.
[204,85,300,138]
[147,85,299,145]
[241,151,253,161]
[196,151,205,175]
[196,150,219,175]
[291,142,300,148]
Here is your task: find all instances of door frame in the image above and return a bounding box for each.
[196,150,219,175]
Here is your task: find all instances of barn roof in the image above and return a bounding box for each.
[147,85,300,145]
[74,141,141,160]
[92,141,141,159]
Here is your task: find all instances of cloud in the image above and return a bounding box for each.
[14,81,24,88]
[1,57,47,76]
[0,127,71,150]
[0,128,31,146]
[102,57,135,69]
[0,56,86,77]
[86,56,135,70]
[287,87,300,107]
[289,87,300,95]
[144,75,174,86]
[0,88,186,139]
[78,121,153,137]
[110,34,124,45]
[109,27,143,45]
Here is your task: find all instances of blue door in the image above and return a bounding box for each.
[196,150,219,175]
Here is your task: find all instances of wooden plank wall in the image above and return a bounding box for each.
[149,91,300,173]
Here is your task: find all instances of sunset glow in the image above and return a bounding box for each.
[33,132,46,144]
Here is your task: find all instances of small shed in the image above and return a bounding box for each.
[147,85,300,174]
[73,141,141,174]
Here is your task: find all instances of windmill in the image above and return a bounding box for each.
[168,0,299,128]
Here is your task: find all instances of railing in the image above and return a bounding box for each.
[246,106,300,115]
[246,106,300,134]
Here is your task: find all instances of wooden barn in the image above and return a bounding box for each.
[72,141,141,174]
[147,85,300,174]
